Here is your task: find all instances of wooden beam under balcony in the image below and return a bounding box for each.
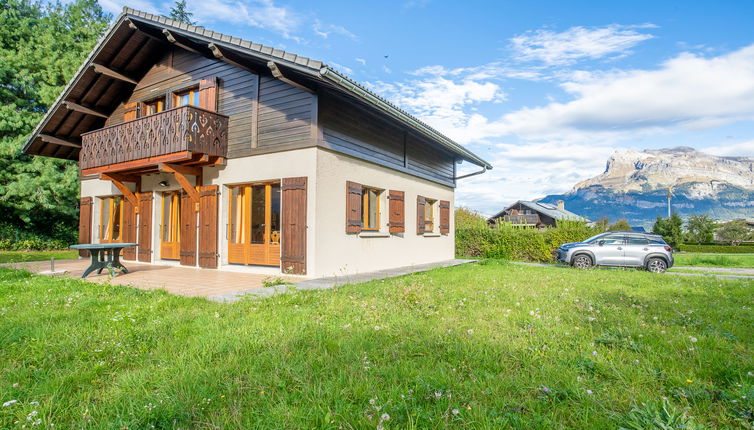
[40,134,81,148]
[91,63,138,85]
[159,162,201,211]
[100,173,140,213]
[63,101,109,119]
[81,151,194,176]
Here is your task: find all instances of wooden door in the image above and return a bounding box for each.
[227,182,281,267]
[199,185,219,269]
[281,177,307,275]
[78,197,93,257]
[180,191,197,266]
[160,191,181,260]
[137,192,153,262]
[122,198,137,260]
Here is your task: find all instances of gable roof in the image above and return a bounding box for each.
[489,200,589,222]
[23,7,492,171]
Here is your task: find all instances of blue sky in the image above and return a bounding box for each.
[98,0,754,214]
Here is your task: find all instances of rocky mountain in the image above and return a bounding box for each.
[539,147,754,228]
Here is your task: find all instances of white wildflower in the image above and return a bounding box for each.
[2,400,18,407]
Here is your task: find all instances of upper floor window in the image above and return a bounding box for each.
[143,97,165,116]
[362,187,382,231]
[174,87,200,108]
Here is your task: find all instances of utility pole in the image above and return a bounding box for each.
[666,186,673,218]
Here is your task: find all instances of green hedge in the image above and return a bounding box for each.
[455,209,597,262]
[0,223,72,251]
[678,244,754,254]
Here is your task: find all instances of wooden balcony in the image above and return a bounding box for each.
[500,214,541,226]
[79,105,228,171]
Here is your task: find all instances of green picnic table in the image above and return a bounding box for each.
[69,243,138,278]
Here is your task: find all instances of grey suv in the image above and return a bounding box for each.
[556,232,674,273]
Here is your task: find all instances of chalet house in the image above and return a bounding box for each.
[23,8,491,277]
[488,200,587,228]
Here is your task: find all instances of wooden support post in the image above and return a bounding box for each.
[63,101,109,119]
[100,173,140,213]
[91,63,138,85]
[159,163,201,211]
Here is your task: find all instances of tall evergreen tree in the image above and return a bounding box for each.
[166,0,195,24]
[0,0,110,242]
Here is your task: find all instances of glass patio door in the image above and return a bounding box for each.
[228,182,281,266]
[160,191,181,260]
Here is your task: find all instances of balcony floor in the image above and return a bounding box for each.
[5,259,304,299]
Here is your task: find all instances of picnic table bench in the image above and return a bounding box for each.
[69,243,138,278]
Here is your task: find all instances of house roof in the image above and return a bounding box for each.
[489,200,590,223]
[23,8,492,171]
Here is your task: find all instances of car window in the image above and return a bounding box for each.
[649,238,666,244]
[600,235,625,245]
[627,236,649,245]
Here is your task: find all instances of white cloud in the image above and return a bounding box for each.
[312,19,357,41]
[328,62,354,75]
[355,57,367,66]
[191,0,302,41]
[510,24,656,65]
[705,140,754,157]
[98,0,159,15]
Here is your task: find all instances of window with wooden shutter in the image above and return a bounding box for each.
[137,192,153,262]
[123,101,138,121]
[78,197,93,257]
[198,77,218,111]
[416,195,426,234]
[281,177,307,274]
[439,200,450,234]
[199,185,219,269]
[388,190,405,233]
[179,190,197,266]
[122,198,137,260]
[345,181,362,233]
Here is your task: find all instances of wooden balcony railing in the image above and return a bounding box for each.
[501,214,540,225]
[80,105,228,170]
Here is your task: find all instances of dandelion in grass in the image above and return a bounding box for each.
[452,408,460,415]
[687,379,693,383]
[466,329,474,335]
[689,336,698,343]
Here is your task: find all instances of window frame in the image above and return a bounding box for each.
[424,198,436,232]
[99,195,123,243]
[172,86,201,108]
[361,186,383,232]
[142,96,166,117]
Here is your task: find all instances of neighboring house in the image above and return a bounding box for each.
[23,8,491,277]
[488,200,588,227]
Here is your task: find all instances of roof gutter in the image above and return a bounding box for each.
[454,164,488,180]
[318,67,493,170]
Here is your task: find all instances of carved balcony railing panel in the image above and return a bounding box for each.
[80,106,229,170]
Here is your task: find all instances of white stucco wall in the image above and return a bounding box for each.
[79,146,455,277]
[313,148,455,277]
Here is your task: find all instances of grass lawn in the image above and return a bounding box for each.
[674,253,754,268]
[1,262,752,428]
[0,250,78,264]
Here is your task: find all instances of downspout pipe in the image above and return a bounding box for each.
[455,165,488,180]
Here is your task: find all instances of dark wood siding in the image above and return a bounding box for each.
[257,76,315,148]
[281,177,307,275]
[318,91,456,187]
[105,48,258,159]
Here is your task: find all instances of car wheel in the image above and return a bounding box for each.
[646,258,667,273]
[572,254,593,269]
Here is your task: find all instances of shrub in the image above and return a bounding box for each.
[0,223,72,251]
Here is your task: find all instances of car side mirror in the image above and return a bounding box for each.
[598,240,605,246]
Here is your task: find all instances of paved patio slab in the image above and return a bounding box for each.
[208,259,476,303]
[4,259,302,298]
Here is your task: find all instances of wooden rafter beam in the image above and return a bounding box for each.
[159,162,201,210]
[100,173,140,213]
[63,101,109,119]
[39,134,81,148]
[267,61,314,94]
[162,29,202,54]
[91,63,138,85]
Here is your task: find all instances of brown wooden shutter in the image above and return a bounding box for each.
[388,190,405,233]
[198,185,219,269]
[137,192,153,262]
[180,191,197,266]
[345,181,362,234]
[198,77,218,112]
[122,198,137,260]
[439,200,450,234]
[78,197,93,257]
[123,101,138,121]
[281,177,307,275]
[416,195,426,234]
